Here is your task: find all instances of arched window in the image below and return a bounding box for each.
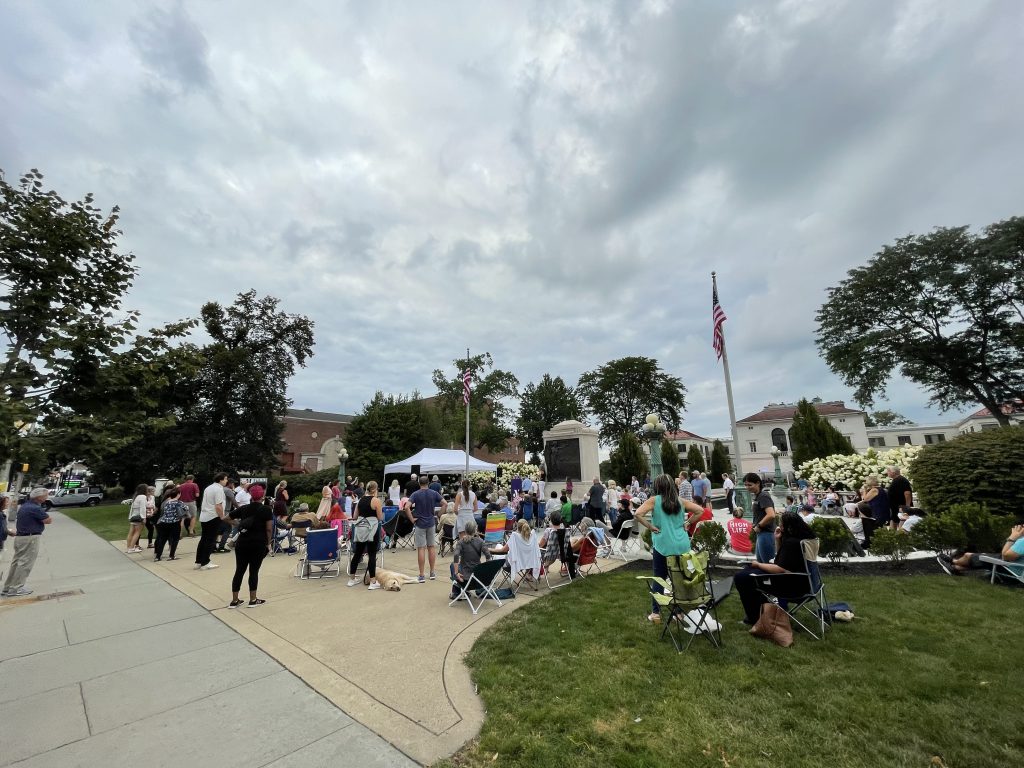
[771,428,788,452]
[788,428,796,453]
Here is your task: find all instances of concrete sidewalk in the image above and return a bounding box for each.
[0,511,417,768]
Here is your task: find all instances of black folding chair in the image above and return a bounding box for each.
[750,539,830,639]
[449,559,507,615]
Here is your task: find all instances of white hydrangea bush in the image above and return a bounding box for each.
[467,462,541,499]
[795,445,922,490]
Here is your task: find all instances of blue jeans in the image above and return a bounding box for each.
[755,531,776,563]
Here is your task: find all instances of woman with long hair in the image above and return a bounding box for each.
[388,479,402,506]
[143,485,157,549]
[126,483,148,553]
[315,485,332,521]
[274,480,289,505]
[634,474,706,624]
[154,486,186,561]
[227,483,274,608]
[347,480,383,590]
[454,480,478,536]
[734,511,817,624]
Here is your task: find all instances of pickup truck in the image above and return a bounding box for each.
[43,486,105,508]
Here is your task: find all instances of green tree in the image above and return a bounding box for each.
[344,391,444,482]
[516,374,584,457]
[577,357,686,445]
[0,169,139,463]
[816,217,1024,425]
[864,409,915,427]
[790,398,855,468]
[431,352,519,452]
[660,437,680,478]
[685,445,706,473]
[607,431,647,487]
[710,440,733,481]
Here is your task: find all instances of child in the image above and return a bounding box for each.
[449,520,489,600]
[726,507,753,555]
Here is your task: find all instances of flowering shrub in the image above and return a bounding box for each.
[467,462,542,500]
[795,446,922,490]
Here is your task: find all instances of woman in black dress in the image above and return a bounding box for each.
[228,484,273,608]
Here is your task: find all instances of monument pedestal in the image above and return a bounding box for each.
[542,420,601,500]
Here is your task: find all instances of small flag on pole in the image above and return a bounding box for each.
[712,280,727,360]
[463,368,472,405]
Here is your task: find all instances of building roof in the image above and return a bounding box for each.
[285,408,354,423]
[960,401,1024,421]
[665,429,712,442]
[736,400,863,424]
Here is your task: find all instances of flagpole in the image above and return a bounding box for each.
[464,347,470,479]
[713,272,743,477]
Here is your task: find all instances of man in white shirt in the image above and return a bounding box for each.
[195,473,228,570]
[234,480,252,507]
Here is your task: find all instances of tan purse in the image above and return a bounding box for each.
[750,602,794,647]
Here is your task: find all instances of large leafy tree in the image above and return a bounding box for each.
[864,409,914,427]
[431,352,519,452]
[790,398,856,468]
[710,440,733,481]
[344,391,444,482]
[577,356,686,445]
[0,169,139,463]
[516,374,584,457]
[686,445,706,473]
[817,217,1024,425]
[607,431,647,487]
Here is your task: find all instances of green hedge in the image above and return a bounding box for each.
[911,426,1024,518]
[268,467,340,496]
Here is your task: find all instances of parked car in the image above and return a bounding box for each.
[42,486,105,508]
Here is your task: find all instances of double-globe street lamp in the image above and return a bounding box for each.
[336,440,349,485]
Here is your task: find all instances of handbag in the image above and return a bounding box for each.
[129,515,144,524]
[352,517,379,543]
[750,602,794,647]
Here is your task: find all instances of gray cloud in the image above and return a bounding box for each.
[2,0,1022,441]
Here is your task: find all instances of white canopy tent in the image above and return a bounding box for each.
[383,448,498,476]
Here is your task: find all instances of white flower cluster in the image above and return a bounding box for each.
[466,462,541,499]
[795,445,922,490]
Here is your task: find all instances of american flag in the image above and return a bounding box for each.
[712,281,727,360]
[463,368,471,405]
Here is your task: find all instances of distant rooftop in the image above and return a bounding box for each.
[665,429,712,442]
[285,408,355,423]
[737,400,863,424]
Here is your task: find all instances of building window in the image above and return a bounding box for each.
[981,423,998,431]
[898,435,912,446]
[748,441,757,453]
[770,428,788,453]
[868,437,886,448]
[838,418,845,423]
[924,433,946,445]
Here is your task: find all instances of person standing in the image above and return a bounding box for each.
[407,476,443,583]
[228,484,273,608]
[885,466,913,530]
[144,486,157,549]
[178,474,201,536]
[234,480,252,507]
[537,468,546,500]
[195,473,228,570]
[388,479,402,506]
[404,473,419,498]
[629,476,639,496]
[677,471,694,503]
[862,475,890,527]
[216,479,238,553]
[586,477,606,522]
[633,475,704,624]
[154,487,186,561]
[454,480,478,536]
[722,473,735,512]
[315,485,332,521]
[125,483,148,553]
[429,475,443,494]
[565,477,575,499]
[744,473,777,563]
[1,488,52,597]
[347,481,383,590]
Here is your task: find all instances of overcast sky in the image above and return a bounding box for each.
[3,0,1023,440]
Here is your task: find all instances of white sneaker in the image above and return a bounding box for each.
[201,563,219,570]
[367,581,381,590]
[193,564,203,570]
[346,579,359,587]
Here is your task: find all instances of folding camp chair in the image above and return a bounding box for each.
[393,513,417,550]
[544,528,578,589]
[438,523,455,557]
[751,538,830,639]
[978,555,1024,586]
[329,518,350,555]
[449,558,507,615]
[588,526,612,558]
[271,516,298,556]
[493,528,542,593]
[484,512,506,547]
[378,506,399,565]
[296,527,341,579]
[639,550,723,651]
[575,532,603,577]
[615,520,644,558]
[607,520,633,561]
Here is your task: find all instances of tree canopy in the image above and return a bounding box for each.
[344,391,444,482]
[710,439,733,481]
[686,445,706,473]
[864,409,915,427]
[660,437,680,478]
[516,374,584,458]
[577,356,686,445]
[816,217,1024,425]
[607,431,647,487]
[431,352,519,452]
[790,398,856,468]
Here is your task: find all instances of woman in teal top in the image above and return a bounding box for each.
[635,473,706,624]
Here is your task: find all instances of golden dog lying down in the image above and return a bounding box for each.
[363,568,420,592]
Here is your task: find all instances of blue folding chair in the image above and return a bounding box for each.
[296,528,341,579]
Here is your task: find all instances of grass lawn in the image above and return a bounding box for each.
[63,502,137,541]
[440,567,1023,768]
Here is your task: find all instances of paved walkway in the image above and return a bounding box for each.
[0,511,417,768]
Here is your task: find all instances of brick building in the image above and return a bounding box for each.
[279,408,354,474]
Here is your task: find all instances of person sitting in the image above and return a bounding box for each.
[571,516,599,553]
[448,520,490,599]
[273,510,295,551]
[939,524,1024,577]
[499,496,515,521]
[611,496,634,538]
[726,507,753,556]
[897,506,925,533]
[686,504,714,537]
[545,490,561,520]
[798,503,818,526]
[821,487,839,512]
[539,511,567,572]
[785,495,800,515]
[734,512,817,625]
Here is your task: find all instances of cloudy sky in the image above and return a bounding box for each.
[3,0,1023,440]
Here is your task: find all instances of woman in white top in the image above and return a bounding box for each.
[454,479,478,534]
[722,473,735,511]
[605,481,620,524]
[315,486,332,520]
[388,480,402,506]
[126,483,148,553]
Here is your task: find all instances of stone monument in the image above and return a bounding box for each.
[542,419,601,499]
